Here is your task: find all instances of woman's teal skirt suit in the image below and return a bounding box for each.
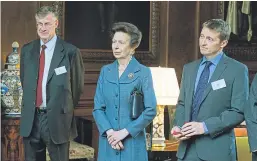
[93,57,157,161]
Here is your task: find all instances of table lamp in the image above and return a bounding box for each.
[150,67,180,147]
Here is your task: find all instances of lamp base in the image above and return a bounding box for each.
[152,137,166,147]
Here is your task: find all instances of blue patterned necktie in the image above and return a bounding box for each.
[191,61,212,121]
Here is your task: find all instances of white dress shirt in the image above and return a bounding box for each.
[39,35,57,108]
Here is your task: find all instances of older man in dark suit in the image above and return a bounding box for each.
[19,6,84,161]
[245,74,257,161]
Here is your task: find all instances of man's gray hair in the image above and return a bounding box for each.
[35,6,58,20]
[202,19,231,41]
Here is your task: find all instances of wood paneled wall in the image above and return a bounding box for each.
[1,1,256,159]
[166,1,200,83]
[1,1,233,114]
[1,1,39,69]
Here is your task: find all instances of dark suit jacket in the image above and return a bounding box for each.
[174,54,249,161]
[19,37,84,144]
[245,74,257,152]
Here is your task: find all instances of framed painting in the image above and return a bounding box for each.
[47,1,160,65]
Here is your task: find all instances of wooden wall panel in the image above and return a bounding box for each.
[159,1,169,67]
[166,1,200,83]
[1,1,38,69]
[199,1,224,25]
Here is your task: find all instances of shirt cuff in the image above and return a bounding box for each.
[202,122,208,134]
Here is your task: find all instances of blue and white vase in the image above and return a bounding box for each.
[1,42,23,115]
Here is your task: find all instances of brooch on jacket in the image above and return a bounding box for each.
[128,73,134,79]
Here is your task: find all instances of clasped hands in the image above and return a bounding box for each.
[106,128,129,150]
[171,122,205,141]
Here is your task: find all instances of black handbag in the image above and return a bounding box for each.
[130,89,144,119]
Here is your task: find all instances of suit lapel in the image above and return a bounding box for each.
[105,57,141,85]
[119,57,140,84]
[46,38,65,84]
[30,39,41,76]
[186,59,201,121]
[200,54,228,105]
[105,61,119,85]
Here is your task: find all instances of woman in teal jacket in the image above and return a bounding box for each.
[93,22,157,161]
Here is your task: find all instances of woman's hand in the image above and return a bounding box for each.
[106,129,126,150]
[107,129,129,146]
[106,129,114,136]
[111,141,124,150]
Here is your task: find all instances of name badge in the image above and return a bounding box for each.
[54,66,67,75]
[211,79,226,90]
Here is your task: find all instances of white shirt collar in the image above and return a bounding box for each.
[40,35,57,51]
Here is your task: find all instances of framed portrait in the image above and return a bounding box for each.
[65,1,150,50]
[54,1,160,64]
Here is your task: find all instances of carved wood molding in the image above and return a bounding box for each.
[217,1,224,18]
[52,1,64,38]
[2,117,24,161]
[80,50,159,65]
[78,98,94,108]
[224,46,257,61]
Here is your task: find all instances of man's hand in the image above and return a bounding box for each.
[171,126,182,136]
[181,122,205,137]
[171,126,190,141]
[108,129,129,146]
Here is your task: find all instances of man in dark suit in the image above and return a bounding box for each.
[171,19,249,161]
[20,6,84,161]
[245,74,257,161]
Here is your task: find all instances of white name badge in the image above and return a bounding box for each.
[211,79,226,90]
[54,66,67,75]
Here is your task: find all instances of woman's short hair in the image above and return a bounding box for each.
[35,6,58,20]
[202,19,231,41]
[110,22,142,48]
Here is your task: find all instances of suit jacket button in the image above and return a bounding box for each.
[115,117,118,120]
[116,152,119,155]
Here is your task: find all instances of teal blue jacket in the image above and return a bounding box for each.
[93,57,157,161]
